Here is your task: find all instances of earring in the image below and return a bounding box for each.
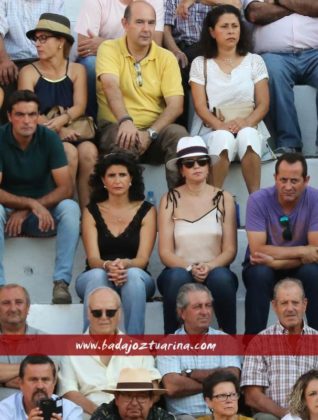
[58,45,62,49]
[129,182,132,186]
[103,185,107,189]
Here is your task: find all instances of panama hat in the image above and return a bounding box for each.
[166,136,219,172]
[26,13,74,45]
[104,368,166,395]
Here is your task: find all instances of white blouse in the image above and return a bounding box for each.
[189,53,268,109]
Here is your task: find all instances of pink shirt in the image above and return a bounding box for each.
[75,0,164,39]
[243,0,318,53]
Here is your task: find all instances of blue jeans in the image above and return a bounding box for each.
[261,50,318,149]
[157,267,238,334]
[0,199,80,285]
[243,263,318,334]
[75,267,156,334]
[76,55,97,121]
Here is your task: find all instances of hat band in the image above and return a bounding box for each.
[35,19,71,35]
[116,382,154,390]
[176,146,208,158]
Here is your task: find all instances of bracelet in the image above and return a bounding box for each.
[118,115,133,126]
[65,110,72,125]
[102,261,108,270]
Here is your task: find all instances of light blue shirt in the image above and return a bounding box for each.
[0,392,83,419]
[156,326,241,416]
[0,0,64,60]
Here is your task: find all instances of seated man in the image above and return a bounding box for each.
[0,354,83,419]
[91,367,174,419]
[0,284,44,399]
[243,153,318,334]
[75,0,164,119]
[58,287,161,417]
[156,283,241,420]
[241,278,318,420]
[0,0,64,123]
[243,0,318,154]
[96,0,188,188]
[0,90,80,304]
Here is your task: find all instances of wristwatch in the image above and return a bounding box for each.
[182,369,193,378]
[147,128,159,141]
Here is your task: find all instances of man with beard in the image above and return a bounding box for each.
[0,354,82,419]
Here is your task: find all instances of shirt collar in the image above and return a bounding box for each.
[120,36,157,63]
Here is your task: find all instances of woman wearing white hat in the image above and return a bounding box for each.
[18,13,98,210]
[157,136,238,334]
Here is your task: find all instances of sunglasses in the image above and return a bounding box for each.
[181,157,210,169]
[90,308,119,318]
[134,62,143,87]
[279,215,292,241]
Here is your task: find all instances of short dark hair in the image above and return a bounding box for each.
[7,90,40,114]
[19,355,56,379]
[275,153,308,179]
[199,5,250,58]
[203,369,240,399]
[89,152,145,203]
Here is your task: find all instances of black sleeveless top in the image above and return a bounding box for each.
[32,59,74,114]
[86,201,153,269]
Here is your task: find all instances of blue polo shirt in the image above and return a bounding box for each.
[0,123,67,199]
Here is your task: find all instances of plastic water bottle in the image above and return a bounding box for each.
[233,195,240,228]
[146,190,156,207]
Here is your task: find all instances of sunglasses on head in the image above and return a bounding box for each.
[279,215,292,241]
[181,157,210,169]
[90,308,118,318]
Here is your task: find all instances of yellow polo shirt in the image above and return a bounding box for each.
[96,36,183,128]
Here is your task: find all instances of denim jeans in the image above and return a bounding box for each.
[76,55,97,121]
[243,262,318,334]
[157,267,238,334]
[75,267,156,334]
[261,50,318,149]
[0,199,80,285]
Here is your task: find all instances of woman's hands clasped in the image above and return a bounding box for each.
[191,262,211,283]
[106,258,128,287]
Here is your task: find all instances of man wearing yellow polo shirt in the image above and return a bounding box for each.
[96,0,188,187]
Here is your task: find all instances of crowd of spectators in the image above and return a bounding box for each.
[0,0,318,419]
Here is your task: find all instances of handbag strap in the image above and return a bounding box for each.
[203,58,210,110]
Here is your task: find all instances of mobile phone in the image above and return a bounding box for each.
[39,397,63,419]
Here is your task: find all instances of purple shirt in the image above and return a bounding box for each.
[246,186,318,246]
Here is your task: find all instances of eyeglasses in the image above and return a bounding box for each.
[279,215,292,241]
[119,392,150,403]
[90,308,119,318]
[31,34,55,44]
[181,157,210,169]
[212,392,240,402]
[134,62,143,87]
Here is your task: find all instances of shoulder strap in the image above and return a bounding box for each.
[203,58,210,109]
[31,62,43,77]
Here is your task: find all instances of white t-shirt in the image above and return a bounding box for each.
[75,0,164,39]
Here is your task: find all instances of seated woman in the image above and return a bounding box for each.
[76,152,156,334]
[190,5,269,193]
[282,370,318,420]
[203,369,252,420]
[157,136,238,334]
[18,13,97,209]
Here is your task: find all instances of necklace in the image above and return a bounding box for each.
[220,57,235,66]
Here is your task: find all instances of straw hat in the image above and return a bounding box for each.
[166,136,219,172]
[26,13,74,45]
[104,368,166,395]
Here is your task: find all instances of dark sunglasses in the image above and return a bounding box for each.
[279,215,292,241]
[181,157,210,169]
[90,308,118,318]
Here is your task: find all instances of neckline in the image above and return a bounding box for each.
[173,205,218,223]
[212,53,248,75]
[96,201,145,238]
